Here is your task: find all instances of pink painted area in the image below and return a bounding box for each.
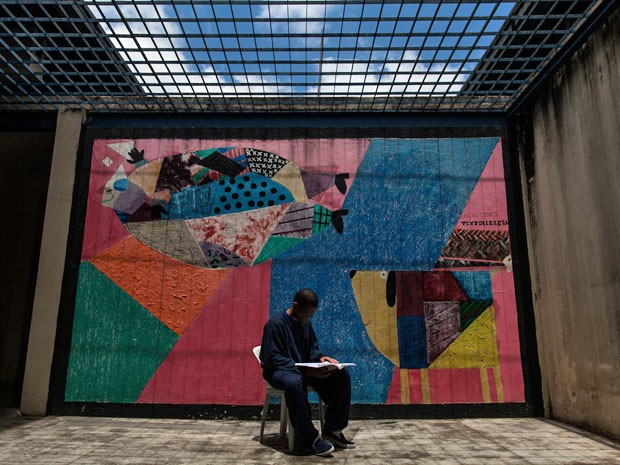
[82,139,134,260]
[129,138,369,177]
[386,368,401,404]
[408,370,424,404]
[456,141,509,232]
[310,186,346,211]
[386,368,425,405]
[82,138,370,260]
[389,367,491,404]
[137,262,271,405]
[492,270,525,402]
[427,368,484,404]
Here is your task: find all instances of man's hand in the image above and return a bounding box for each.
[320,356,340,364]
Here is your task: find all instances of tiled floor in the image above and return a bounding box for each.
[0,416,619,464]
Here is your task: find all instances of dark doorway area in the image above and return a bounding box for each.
[0,131,55,409]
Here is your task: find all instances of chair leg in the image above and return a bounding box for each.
[279,396,288,439]
[260,393,270,443]
[318,398,325,432]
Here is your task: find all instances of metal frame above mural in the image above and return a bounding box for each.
[1,0,615,113]
[48,121,542,419]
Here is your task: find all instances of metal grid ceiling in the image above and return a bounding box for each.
[0,0,605,112]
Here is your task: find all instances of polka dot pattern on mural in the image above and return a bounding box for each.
[210,172,295,215]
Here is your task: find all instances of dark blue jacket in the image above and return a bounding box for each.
[260,311,324,379]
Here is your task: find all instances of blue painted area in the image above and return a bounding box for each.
[114,210,131,223]
[113,178,129,191]
[397,316,429,369]
[164,172,295,220]
[209,173,294,215]
[232,154,248,167]
[272,138,497,270]
[452,271,493,301]
[164,185,212,220]
[269,262,395,404]
[269,137,497,403]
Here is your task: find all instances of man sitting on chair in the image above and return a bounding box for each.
[260,288,355,456]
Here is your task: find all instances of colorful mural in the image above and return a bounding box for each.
[66,137,524,406]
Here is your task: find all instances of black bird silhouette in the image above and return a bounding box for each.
[335,173,350,194]
[331,209,349,234]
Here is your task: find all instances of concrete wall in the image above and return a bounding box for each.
[508,7,620,439]
[20,110,84,415]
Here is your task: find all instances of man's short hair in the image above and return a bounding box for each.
[293,288,319,308]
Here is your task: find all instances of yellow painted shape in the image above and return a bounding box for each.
[128,158,164,195]
[271,162,308,202]
[350,271,399,365]
[480,368,491,403]
[429,306,500,369]
[494,367,504,402]
[400,369,410,404]
[420,369,431,404]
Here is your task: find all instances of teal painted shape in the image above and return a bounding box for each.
[65,262,179,403]
[452,271,493,301]
[253,236,304,264]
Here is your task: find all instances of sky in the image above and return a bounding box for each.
[84,1,515,98]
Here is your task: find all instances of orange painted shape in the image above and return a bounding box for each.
[89,236,229,335]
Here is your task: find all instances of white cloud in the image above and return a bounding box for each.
[312,50,467,96]
[86,0,471,98]
[257,1,332,33]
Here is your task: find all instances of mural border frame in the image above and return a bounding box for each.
[47,117,540,419]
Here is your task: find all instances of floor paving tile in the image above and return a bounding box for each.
[0,416,619,464]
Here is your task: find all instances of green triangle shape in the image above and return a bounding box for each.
[65,262,179,403]
[253,236,304,264]
[459,300,493,332]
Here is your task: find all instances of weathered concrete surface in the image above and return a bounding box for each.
[508,7,620,439]
[20,110,85,416]
[0,416,619,464]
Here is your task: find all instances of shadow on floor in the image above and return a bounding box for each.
[252,432,289,454]
[0,416,44,433]
[252,432,341,458]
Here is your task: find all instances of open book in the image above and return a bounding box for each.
[295,362,356,370]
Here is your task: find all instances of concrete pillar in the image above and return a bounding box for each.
[20,109,85,416]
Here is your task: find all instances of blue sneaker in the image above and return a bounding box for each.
[311,438,335,456]
[323,431,356,449]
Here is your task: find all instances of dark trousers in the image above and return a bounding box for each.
[267,368,351,451]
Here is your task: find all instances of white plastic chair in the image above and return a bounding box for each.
[253,345,324,451]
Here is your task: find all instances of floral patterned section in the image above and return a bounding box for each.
[186,204,291,264]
